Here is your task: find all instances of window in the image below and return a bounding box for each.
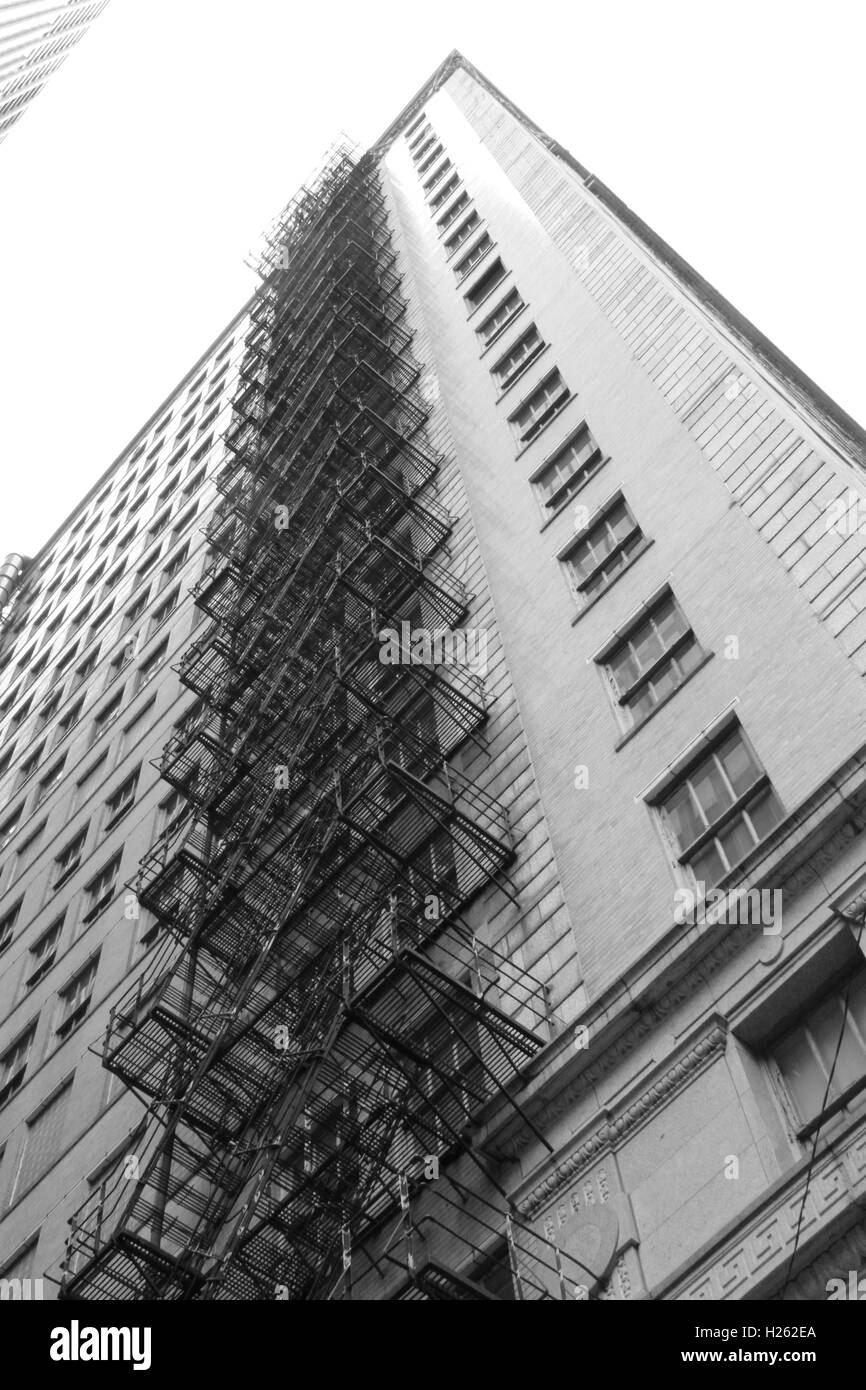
[599,593,705,732]
[13,820,46,878]
[24,919,63,990]
[98,524,119,552]
[54,644,78,678]
[423,158,451,191]
[53,826,88,887]
[81,853,122,922]
[12,697,32,729]
[0,807,22,850]
[465,258,507,312]
[57,696,84,741]
[0,900,22,955]
[103,769,139,831]
[509,370,571,445]
[429,173,460,212]
[162,544,189,584]
[189,436,212,469]
[138,640,168,690]
[564,495,645,602]
[38,690,62,730]
[54,959,99,1042]
[655,725,784,885]
[147,508,171,540]
[491,326,544,391]
[445,211,481,256]
[71,599,93,631]
[157,784,189,835]
[74,650,99,687]
[183,467,205,499]
[152,588,179,627]
[772,970,866,1137]
[165,444,186,472]
[454,233,494,282]
[417,144,445,176]
[171,504,197,542]
[197,407,218,436]
[136,549,161,582]
[91,691,123,744]
[437,190,469,232]
[531,424,605,513]
[89,604,112,635]
[84,563,105,591]
[0,747,15,779]
[12,1080,73,1196]
[0,1239,38,1281]
[0,1025,36,1106]
[123,591,148,632]
[36,758,66,806]
[406,112,427,139]
[412,135,436,164]
[16,743,44,788]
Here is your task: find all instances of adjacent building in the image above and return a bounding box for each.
[2,52,866,1302]
[0,1,111,145]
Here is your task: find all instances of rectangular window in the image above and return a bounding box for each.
[772,970,866,1137]
[437,190,469,232]
[12,1080,73,1196]
[91,691,123,744]
[136,549,161,582]
[16,743,45,788]
[147,508,171,540]
[103,769,139,832]
[162,543,189,584]
[423,158,451,191]
[406,112,427,140]
[36,758,66,806]
[564,494,644,602]
[57,697,84,741]
[531,424,605,513]
[454,233,493,282]
[0,808,22,851]
[412,135,436,164]
[599,592,705,732]
[54,959,99,1042]
[0,1025,36,1106]
[23,918,63,991]
[655,725,784,886]
[444,211,481,256]
[465,258,507,312]
[74,651,99,687]
[152,588,179,627]
[171,504,197,541]
[138,640,168,691]
[429,173,460,212]
[81,853,122,923]
[0,900,22,956]
[490,325,544,391]
[509,370,570,444]
[417,144,444,175]
[123,591,149,632]
[53,826,88,887]
[13,821,46,879]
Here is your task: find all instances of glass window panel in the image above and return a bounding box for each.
[746,788,783,841]
[775,1032,829,1125]
[846,972,866,1044]
[690,761,733,825]
[717,731,760,797]
[654,599,686,647]
[810,997,866,1094]
[627,685,655,722]
[607,503,631,543]
[648,662,677,703]
[717,811,756,867]
[664,783,704,849]
[689,839,726,886]
[609,648,639,692]
[676,639,702,678]
[631,623,663,671]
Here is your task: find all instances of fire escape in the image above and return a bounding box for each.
[58,146,590,1300]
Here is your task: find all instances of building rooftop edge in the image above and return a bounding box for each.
[370,50,866,463]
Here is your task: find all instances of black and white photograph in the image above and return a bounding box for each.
[0,0,864,1364]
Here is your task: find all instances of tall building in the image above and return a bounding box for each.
[1,51,866,1303]
[0,0,110,145]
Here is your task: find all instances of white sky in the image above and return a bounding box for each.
[1,0,863,561]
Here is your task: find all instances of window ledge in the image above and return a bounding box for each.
[429,180,464,213]
[444,219,487,262]
[493,345,551,403]
[465,269,514,321]
[477,304,529,358]
[613,652,715,751]
[569,537,655,627]
[455,240,498,287]
[514,396,576,460]
[538,457,611,532]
